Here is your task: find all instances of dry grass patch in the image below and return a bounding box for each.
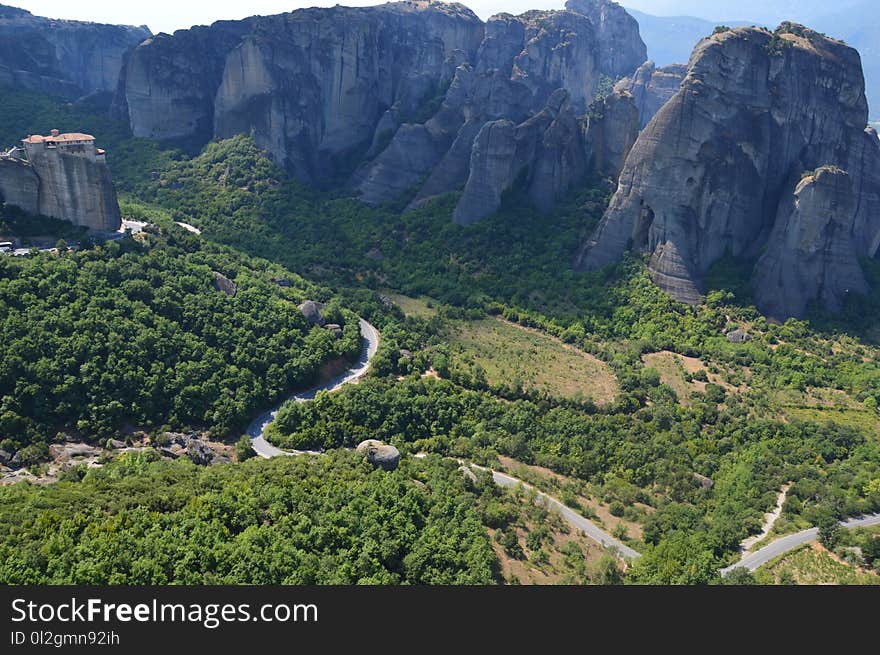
[382,291,439,319]
[446,318,618,404]
[754,543,880,585]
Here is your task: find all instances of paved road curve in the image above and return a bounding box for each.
[246,318,380,458]
[720,512,880,576]
[470,465,641,560]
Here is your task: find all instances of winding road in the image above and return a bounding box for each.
[720,513,880,576]
[246,318,380,458]
[243,317,878,574]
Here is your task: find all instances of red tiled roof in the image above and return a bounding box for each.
[24,132,95,144]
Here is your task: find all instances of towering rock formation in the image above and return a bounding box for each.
[117,20,255,144]
[355,0,646,222]
[582,89,640,179]
[118,2,484,183]
[614,61,686,128]
[0,131,121,231]
[116,0,647,217]
[754,167,869,320]
[577,24,880,319]
[0,4,149,98]
[452,89,586,224]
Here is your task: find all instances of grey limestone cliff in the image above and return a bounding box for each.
[0,4,149,98]
[116,0,647,218]
[754,166,869,320]
[357,0,646,222]
[577,23,880,318]
[614,60,686,128]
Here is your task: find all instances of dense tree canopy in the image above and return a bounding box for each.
[0,451,496,584]
[0,229,360,456]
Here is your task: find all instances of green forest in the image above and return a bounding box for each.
[0,223,360,458]
[0,451,496,584]
[1,85,879,585]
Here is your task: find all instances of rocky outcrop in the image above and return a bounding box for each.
[564,0,646,80]
[116,1,648,218]
[0,4,149,97]
[0,133,121,231]
[299,300,326,326]
[0,158,40,214]
[614,60,686,128]
[212,271,237,296]
[754,167,869,320]
[356,439,401,471]
[577,24,880,319]
[582,89,640,180]
[360,1,647,220]
[453,89,587,224]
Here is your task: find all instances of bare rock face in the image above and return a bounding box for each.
[614,60,686,128]
[582,89,640,180]
[564,0,646,80]
[0,4,150,98]
[453,89,587,224]
[577,24,880,319]
[116,1,648,219]
[117,20,255,143]
[361,1,647,220]
[0,159,40,214]
[754,167,869,320]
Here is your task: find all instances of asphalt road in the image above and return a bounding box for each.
[720,512,880,576]
[470,465,642,560]
[246,318,380,458]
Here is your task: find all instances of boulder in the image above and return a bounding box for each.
[212,271,237,296]
[356,439,401,471]
[299,300,326,326]
[324,323,343,339]
[726,329,752,344]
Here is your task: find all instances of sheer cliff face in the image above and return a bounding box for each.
[0,4,149,97]
[118,0,647,215]
[614,60,686,128]
[0,147,121,232]
[120,2,483,182]
[355,1,646,223]
[577,24,880,318]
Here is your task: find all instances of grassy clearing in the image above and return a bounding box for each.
[754,543,880,585]
[383,292,440,319]
[775,387,880,436]
[641,351,741,405]
[445,318,618,404]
